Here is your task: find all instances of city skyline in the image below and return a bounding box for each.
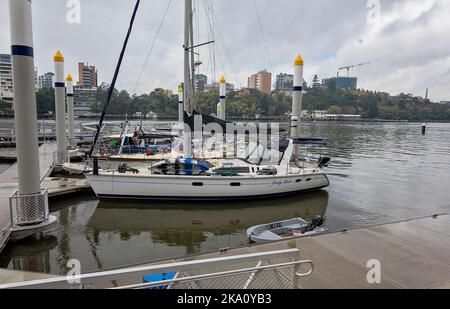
[0,0,449,101]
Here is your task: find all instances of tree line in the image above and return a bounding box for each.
[3,81,449,121]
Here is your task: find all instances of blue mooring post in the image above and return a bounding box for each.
[422,123,426,135]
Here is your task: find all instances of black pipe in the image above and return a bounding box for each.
[93,157,99,175]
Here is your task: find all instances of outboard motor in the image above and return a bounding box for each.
[118,163,128,174]
[311,215,325,228]
[318,157,331,168]
[305,215,326,232]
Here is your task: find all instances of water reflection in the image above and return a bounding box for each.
[0,190,328,274]
[0,235,58,274]
[90,191,329,253]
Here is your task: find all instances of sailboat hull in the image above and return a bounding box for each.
[85,172,330,201]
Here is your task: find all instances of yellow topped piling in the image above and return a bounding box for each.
[294,54,304,66]
[54,51,64,62]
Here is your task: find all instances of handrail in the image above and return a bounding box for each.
[0,249,301,289]
[114,259,314,290]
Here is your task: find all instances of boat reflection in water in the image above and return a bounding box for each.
[90,190,329,250]
[0,190,329,275]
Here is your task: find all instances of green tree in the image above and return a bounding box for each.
[0,99,11,112]
[327,105,342,114]
[36,87,55,114]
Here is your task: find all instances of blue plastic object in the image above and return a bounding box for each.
[143,272,176,289]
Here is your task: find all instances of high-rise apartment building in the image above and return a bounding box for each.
[275,73,294,91]
[34,67,40,90]
[38,72,55,89]
[247,70,272,94]
[0,54,14,103]
[195,74,208,92]
[74,86,98,116]
[322,77,357,90]
[78,63,98,88]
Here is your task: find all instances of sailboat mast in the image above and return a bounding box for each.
[183,0,193,158]
[184,0,191,113]
[189,0,196,111]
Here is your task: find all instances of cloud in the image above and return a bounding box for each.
[0,0,448,101]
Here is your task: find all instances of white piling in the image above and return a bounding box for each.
[183,126,192,159]
[219,75,226,120]
[8,0,41,195]
[291,54,304,160]
[54,51,67,164]
[66,73,75,148]
[178,86,184,126]
[216,102,221,118]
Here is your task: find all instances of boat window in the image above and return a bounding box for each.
[213,167,250,174]
[296,179,302,183]
[192,182,204,187]
[306,178,312,182]
[230,182,241,187]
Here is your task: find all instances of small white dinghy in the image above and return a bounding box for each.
[62,163,92,175]
[246,216,327,244]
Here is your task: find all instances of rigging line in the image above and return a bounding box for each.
[129,1,168,77]
[207,2,240,87]
[195,0,200,65]
[131,0,172,96]
[202,0,216,82]
[203,1,230,87]
[88,0,141,158]
[211,12,241,88]
[209,0,216,82]
[252,0,274,73]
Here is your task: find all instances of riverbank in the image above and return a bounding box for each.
[1,115,449,123]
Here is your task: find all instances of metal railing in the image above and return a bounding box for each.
[9,189,49,226]
[0,249,314,289]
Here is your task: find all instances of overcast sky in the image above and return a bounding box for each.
[0,0,449,101]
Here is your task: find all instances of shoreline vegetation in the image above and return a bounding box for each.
[1,83,449,122]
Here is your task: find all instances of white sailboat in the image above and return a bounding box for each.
[85,0,331,200]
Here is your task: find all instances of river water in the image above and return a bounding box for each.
[1,121,450,275]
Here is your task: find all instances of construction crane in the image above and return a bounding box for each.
[338,62,371,77]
